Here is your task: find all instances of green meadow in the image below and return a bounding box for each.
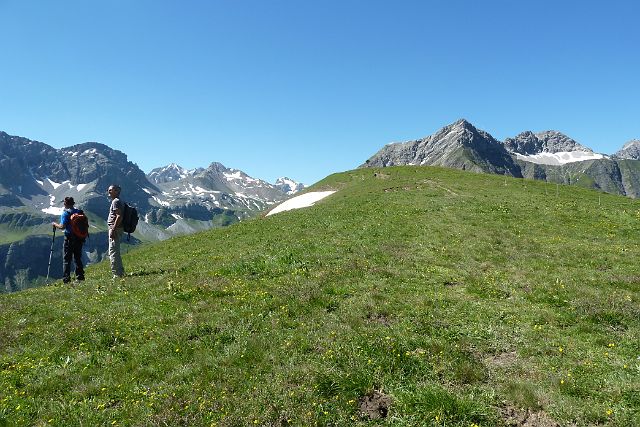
[1,166,639,426]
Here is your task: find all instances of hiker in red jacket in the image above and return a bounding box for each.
[52,196,85,283]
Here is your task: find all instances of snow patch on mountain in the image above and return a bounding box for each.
[224,171,243,180]
[224,170,264,186]
[152,195,171,207]
[267,191,336,216]
[515,151,606,165]
[47,178,67,189]
[42,206,64,215]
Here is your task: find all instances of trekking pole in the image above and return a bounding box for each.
[46,226,56,283]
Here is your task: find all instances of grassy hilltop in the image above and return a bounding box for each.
[1,166,639,426]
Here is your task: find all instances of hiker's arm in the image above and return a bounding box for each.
[113,207,122,228]
[52,213,67,230]
[109,208,122,238]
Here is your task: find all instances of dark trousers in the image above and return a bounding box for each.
[63,235,85,282]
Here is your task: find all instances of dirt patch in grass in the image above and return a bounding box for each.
[500,405,560,427]
[486,351,518,368]
[358,390,392,420]
[366,313,392,326]
[443,280,461,287]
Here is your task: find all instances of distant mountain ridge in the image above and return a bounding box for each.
[0,130,305,290]
[362,119,640,198]
[147,163,204,184]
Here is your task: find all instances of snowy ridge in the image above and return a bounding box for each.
[515,151,606,166]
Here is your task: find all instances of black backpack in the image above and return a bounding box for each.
[122,203,139,241]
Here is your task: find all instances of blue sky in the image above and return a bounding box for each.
[1,0,638,185]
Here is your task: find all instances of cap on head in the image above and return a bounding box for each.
[63,196,75,206]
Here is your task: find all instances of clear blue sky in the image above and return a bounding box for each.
[1,0,638,185]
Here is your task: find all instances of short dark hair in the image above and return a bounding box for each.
[108,185,121,193]
[63,196,75,206]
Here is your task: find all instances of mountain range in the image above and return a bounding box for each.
[0,131,304,291]
[361,119,640,197]
[4,119,639,291]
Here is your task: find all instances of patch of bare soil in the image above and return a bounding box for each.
[501,406,560,427]
[443,280,461,287]
[366,313,392,327]
[486,351,518,368]
[358,390,392,420]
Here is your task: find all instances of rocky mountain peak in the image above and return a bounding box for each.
[147,163,196,184]
[62,141,128,161]
[205,162,229,174]
[622,139,640,150]
[614,139,640,160]
[275,177,306,195]
[451,118,474,129]
[433,119,499,147]
[536,131,591,153]
[436,119,476,137]
[361,119,520,176]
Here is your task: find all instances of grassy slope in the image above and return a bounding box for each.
[1,166,639,426]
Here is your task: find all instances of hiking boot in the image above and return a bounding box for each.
[62,278,71,284]
[76,276,85,282]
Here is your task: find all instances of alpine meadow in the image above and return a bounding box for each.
[1,166,639,426]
